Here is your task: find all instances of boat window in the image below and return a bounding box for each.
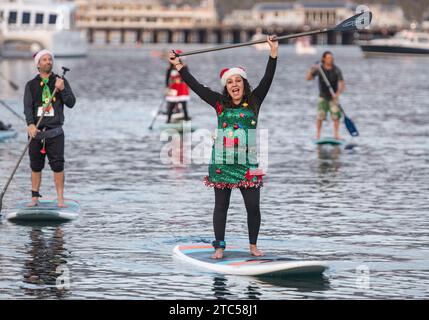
[36,13,44,24]
[49,14,57,24]
[418,37,429,43]
[22,12,31,24]
[8,11,17,24]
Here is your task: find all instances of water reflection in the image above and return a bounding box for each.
[212,276,233,300]
[257,275,331,294]
[316,145,342,188]
[211,274,330,299]
[22,224,70,299]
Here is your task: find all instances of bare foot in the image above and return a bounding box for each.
[57,201,68,208]
[57,197,68,208]
[26,198,39,207]
[250,245,264,257]
[211,248,224,259]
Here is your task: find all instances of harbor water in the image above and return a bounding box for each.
[0,45,428,299]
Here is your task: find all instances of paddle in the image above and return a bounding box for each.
[317,64,359,137]
[148,99,166,130]
[0,72,19,91]
[0,72,24,122]
[174,11,372,57]
[0,100,26,122]
[0,67,70,213]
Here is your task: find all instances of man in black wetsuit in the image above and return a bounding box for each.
[24,50,76,207]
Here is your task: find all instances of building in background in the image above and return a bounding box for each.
[0,0,88,57]
[224,1,409,44]
[0,0,417,48]
[74,0,219,44]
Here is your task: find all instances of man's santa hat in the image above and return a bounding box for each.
[33,49,54,67]
[219,67,247,87]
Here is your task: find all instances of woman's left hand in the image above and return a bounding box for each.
[267,35,278,58]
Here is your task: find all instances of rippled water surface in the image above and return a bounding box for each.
[0,45,428,299]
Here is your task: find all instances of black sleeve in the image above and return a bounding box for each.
[59,78,76,108]
[23,82,35,126]
[252,56,277,106]
[179,66,223,108]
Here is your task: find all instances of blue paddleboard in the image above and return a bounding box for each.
[4,199,80,222]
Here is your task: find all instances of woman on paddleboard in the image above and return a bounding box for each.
[169,36,278,259]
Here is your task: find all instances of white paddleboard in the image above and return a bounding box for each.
[158,120,197,133]
[173,244,328,277]
[4,199,80,222]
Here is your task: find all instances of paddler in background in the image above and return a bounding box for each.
[165,49,191,123]
[306,51,345,140]
[24,50,76,208]
[166,69,191,123]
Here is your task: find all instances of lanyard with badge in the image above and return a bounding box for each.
[37,78,56,117]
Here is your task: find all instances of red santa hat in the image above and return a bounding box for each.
[219,67,247,87]
[33,49,54,67]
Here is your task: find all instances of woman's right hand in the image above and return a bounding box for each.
[28,124,39,138]
[267,35,278,58]
[169,51,183,70]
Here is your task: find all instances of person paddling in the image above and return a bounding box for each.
[306,51,345,140]
[24,50,76,208]
[166,70,190,123]
[169,35,278,259]
[165,50,191,123]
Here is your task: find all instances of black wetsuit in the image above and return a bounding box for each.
[24,73,75,173]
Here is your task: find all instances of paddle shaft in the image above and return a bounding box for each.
[0,100,26,122]
[0,72,19,91]
[0,69,69,212]
[175,12,372,57]
[148,99,165,130]
[177,29,328,57]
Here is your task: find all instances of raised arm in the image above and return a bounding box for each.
[169,52,221,108]
[252,35,278,104]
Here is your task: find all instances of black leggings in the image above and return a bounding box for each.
[166,102,189,123]
[213,187,261,245]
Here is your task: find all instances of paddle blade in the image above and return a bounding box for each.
[334,11,372,32]
[344,115,359,137]
[9,81,19,91]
